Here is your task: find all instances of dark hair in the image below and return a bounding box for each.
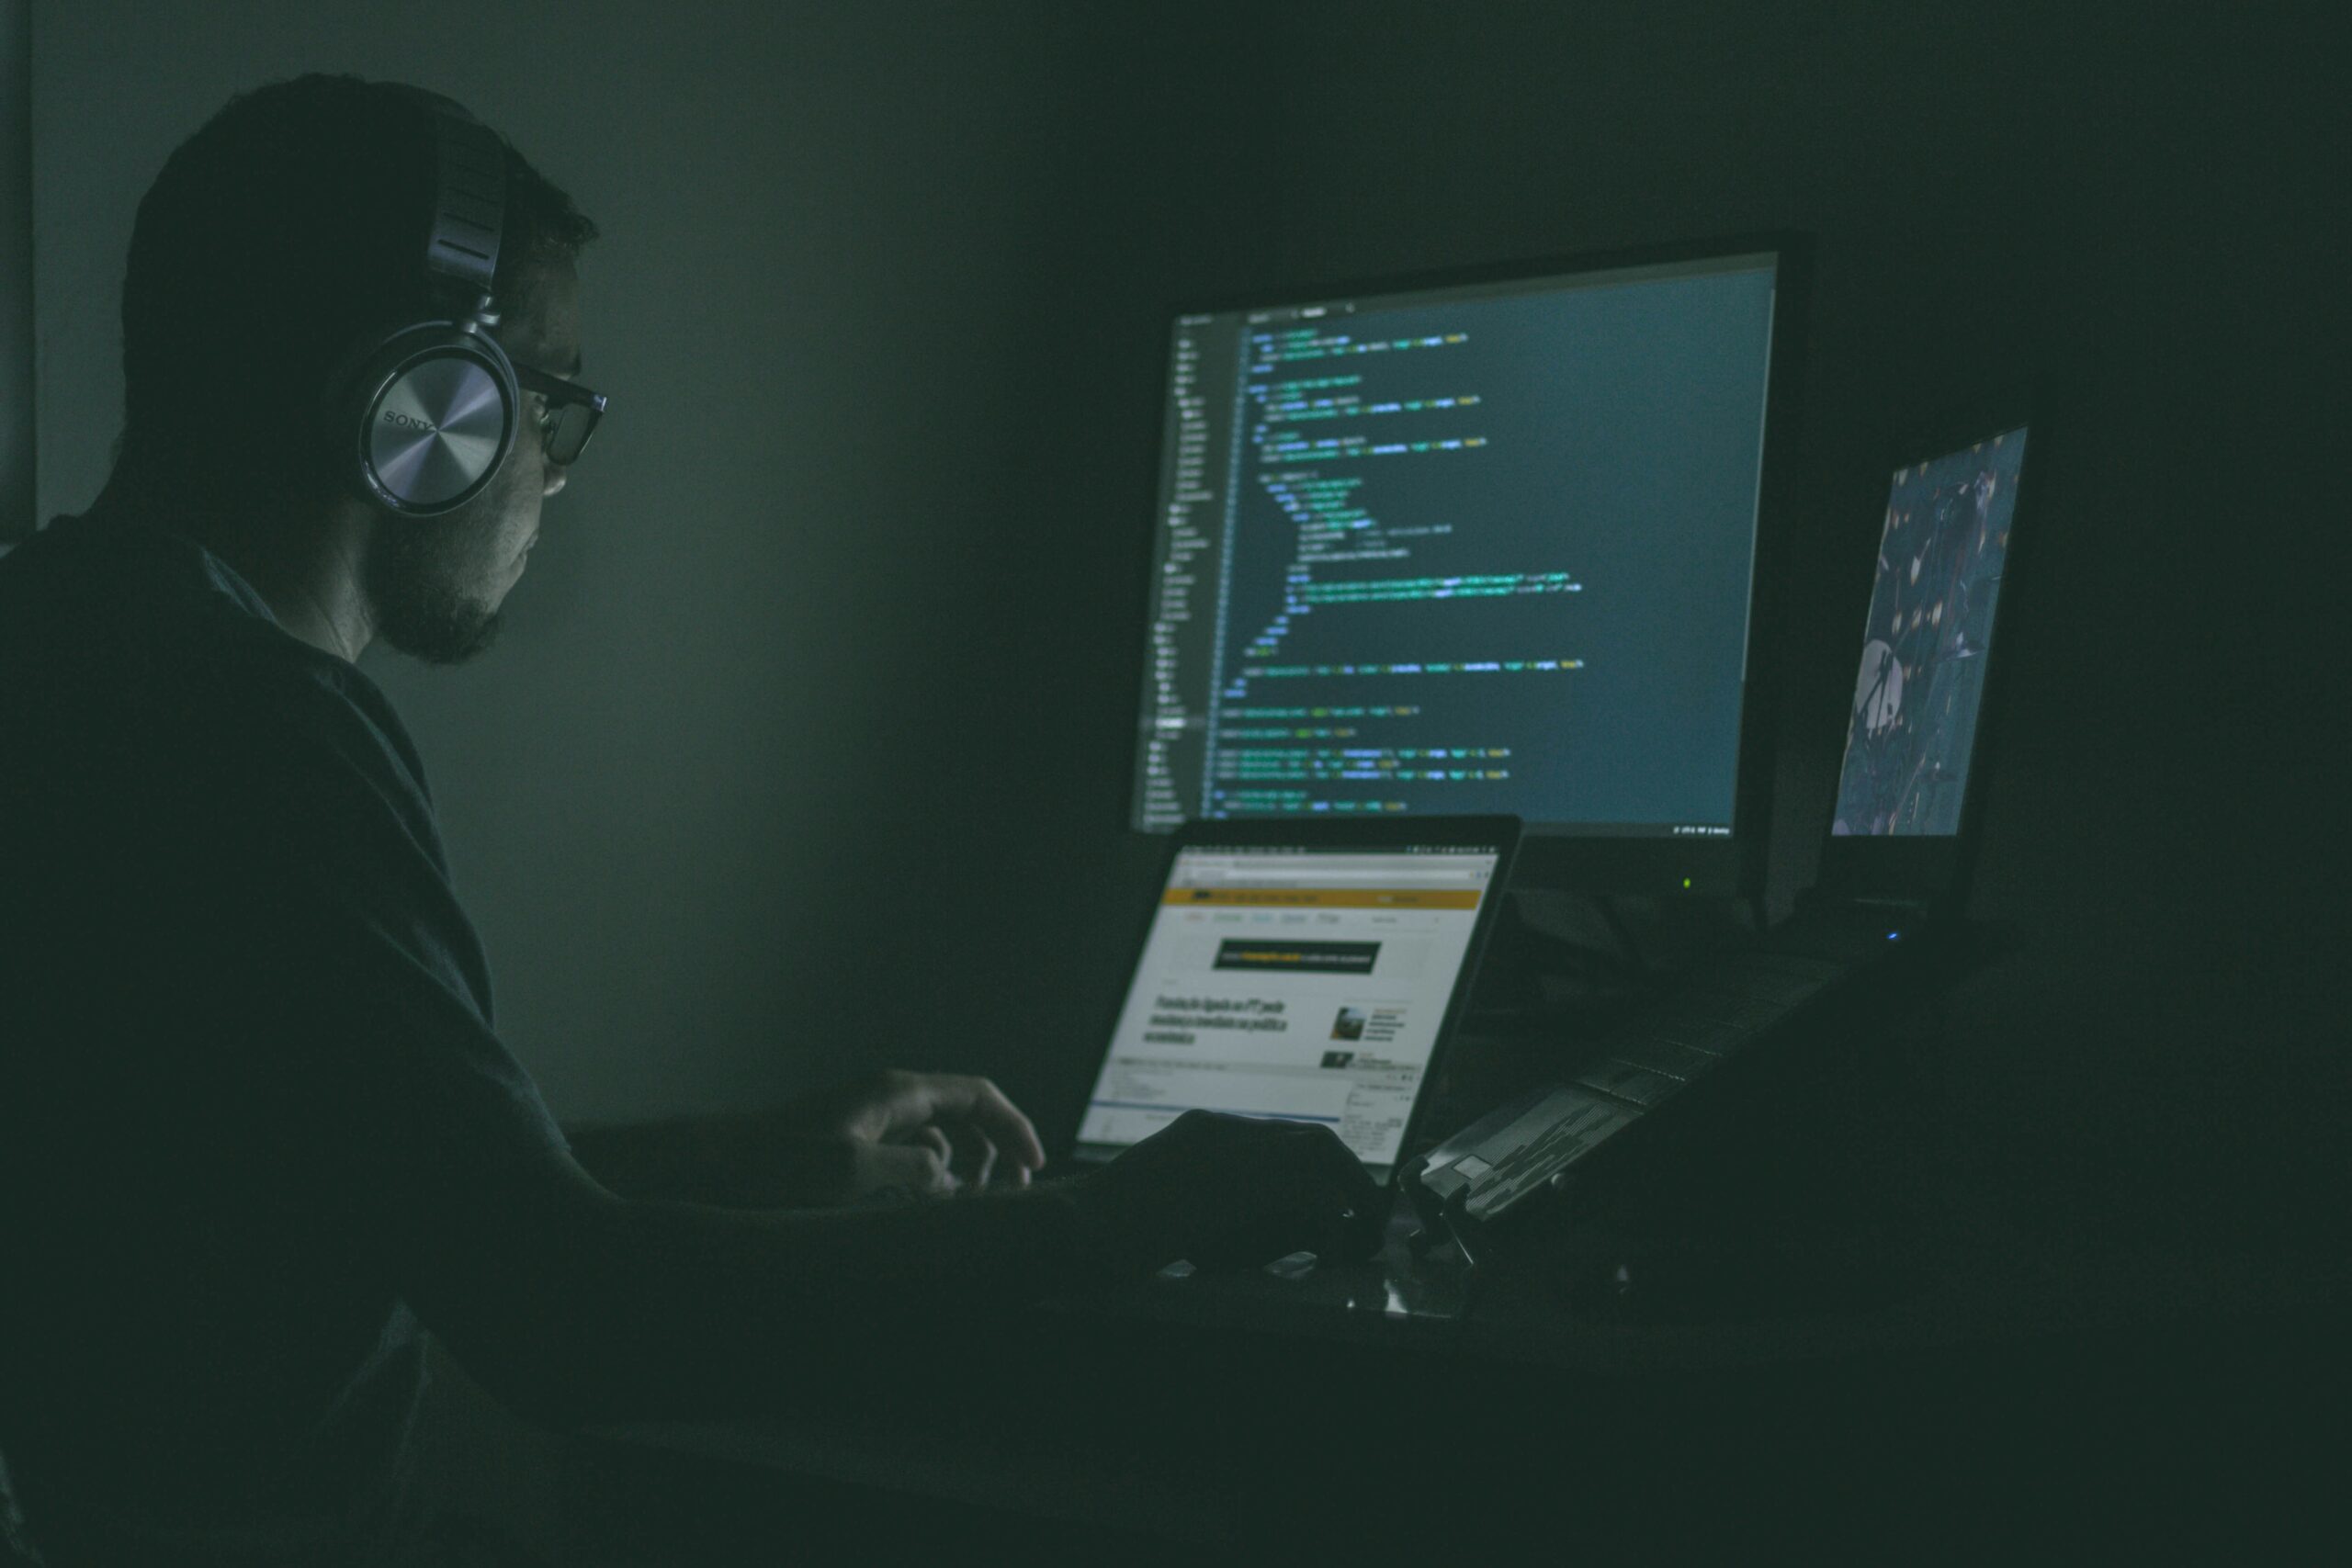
[115,73,596,512]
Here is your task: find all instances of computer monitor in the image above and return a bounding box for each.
[1129,235,1806,896]
[1817,416,2033,910]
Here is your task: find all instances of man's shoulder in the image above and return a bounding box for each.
[184,626,447,875]
[210,626,429,799]
[2,512,435,830]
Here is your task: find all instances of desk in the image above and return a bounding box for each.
[536,919,2352,1561]
[560,1156,2346,1563]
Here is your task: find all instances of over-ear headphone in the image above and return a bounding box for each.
[324,95,518,516]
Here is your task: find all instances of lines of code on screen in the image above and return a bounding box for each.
[1134,257,1780,836]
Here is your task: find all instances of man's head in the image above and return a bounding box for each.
[360,250,582,664]
[115,73,597,662]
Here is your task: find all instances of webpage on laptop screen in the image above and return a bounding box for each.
[1079,847,1498,1167]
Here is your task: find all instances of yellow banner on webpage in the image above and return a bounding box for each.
[1161,887,1480,909]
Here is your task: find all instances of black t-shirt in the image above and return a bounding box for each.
[0,511,573,1566]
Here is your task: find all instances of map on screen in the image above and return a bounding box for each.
[1831,428,2027,838]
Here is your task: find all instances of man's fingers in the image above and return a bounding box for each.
[940,1076,1046,1174]
[864,1072,1047,1175]
[858,1140,958,1198]
[943,1122,999,1190]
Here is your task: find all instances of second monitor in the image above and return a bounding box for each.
[1132,238,1805,896]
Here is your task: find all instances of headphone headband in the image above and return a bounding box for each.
[421,100,505,310]
[328,91,519,515]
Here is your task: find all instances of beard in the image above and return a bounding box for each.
[362,512,507,666]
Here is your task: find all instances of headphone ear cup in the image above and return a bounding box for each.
[329,322,518,516]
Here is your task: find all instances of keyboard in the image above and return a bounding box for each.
[1408,916,1913,1230]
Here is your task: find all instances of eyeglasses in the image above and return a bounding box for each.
[512,361,608,467]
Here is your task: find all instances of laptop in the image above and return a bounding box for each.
[1063,815,1519,1280]
[1406,412,2038,1244]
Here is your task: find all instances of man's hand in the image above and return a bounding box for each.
[1070,1109,1389,1276]
[775,1068,1048,1205]
[563,1071,1046,1210]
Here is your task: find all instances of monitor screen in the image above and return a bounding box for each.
[1832,427,2026,838]
[1075,841,1501,1174]
[1132,248,1784,847]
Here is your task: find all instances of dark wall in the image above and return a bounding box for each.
[32,4,2346,1237]
[901,3,2351,1237]
[1,0,28,538]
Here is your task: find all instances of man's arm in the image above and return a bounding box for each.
[559,1111,791,1206]
[209,664,1376,1432]
[554,1110,939,1209]
[560,1070,1044,1207]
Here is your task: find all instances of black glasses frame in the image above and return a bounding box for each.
[512,361,608,466]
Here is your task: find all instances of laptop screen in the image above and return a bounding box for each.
[1075,842,1502,1173]
[1832,427,2027,838]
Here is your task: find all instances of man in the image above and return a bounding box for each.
[0,75,1381,1567]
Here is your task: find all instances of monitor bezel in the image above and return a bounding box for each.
[1125,231,1812,900]
[1073,813,1522,1189]
[1813,393,2043,910]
